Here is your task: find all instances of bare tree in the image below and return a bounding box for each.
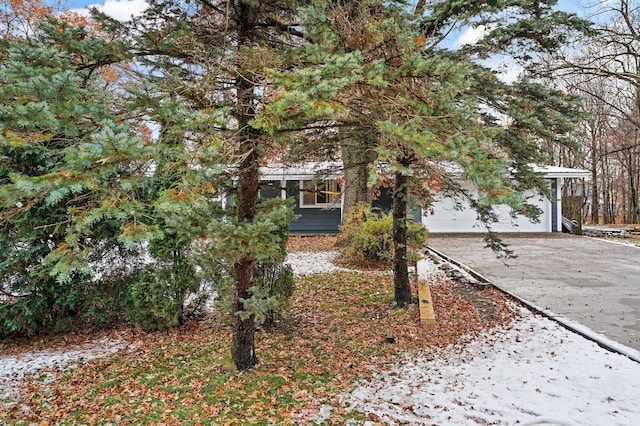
[548,0,640,223]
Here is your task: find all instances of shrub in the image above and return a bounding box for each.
[254,260,295,326]
[252,201,295,326]
[128,250,201,331]
[338,203,428,263]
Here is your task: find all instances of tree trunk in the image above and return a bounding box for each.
[231,138,260,370]
[590,134,599,224]
[602,158,612,223]
[392,163,411,307]
[231,253,258,370]
[341,138,376,219]
[628,151,640,223]
[231,1,259,371]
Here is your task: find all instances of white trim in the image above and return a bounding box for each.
[534,165,591,179]
[556,177,563,233]
[260,162,342,181]
[280,178,286,200]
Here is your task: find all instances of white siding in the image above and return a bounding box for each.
[423,182,552,233]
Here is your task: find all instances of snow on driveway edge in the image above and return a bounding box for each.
[343,307,640,425]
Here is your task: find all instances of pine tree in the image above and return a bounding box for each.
[0,17,152,334]
[258,0,589,305]
[102,0,305,370]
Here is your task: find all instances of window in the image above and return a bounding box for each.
[300,179,341,208]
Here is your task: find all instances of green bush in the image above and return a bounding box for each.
[338,203,428,263]
[252,200,295,326]
[128,255,201,331]
[254,260,295,326]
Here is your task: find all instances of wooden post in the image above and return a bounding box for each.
[418,279,436,325]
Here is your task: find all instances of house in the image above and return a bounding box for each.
[260,162,344,234]
[422,165,590,233]
[259,162,590,234]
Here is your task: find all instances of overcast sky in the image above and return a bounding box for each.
[61,0,606,22]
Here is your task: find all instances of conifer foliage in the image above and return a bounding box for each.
[260,0,588,305]
[0,17,150,334]
[99,0,304,370]
[0,0,590,370]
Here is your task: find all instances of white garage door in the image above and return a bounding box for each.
[422,183,552,233]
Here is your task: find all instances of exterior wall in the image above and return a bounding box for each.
[261,176,559,234]
[257,163,588,234]
[286,180,341,234]
[422,180,554,233]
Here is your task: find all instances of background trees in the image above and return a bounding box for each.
[547,0,640,224]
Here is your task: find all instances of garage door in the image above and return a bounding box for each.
[422,183,552,233]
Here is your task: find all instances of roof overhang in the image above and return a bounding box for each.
[433,162,591,179]
[259,161,590,181]
[260,162,343,181]
[533,165,591,179]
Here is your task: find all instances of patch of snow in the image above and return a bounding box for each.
[285,251,353,276]
[548,314,640,364]
[0,335,128,401]
[590,237,640,249]
[315,404,334,423]
[286,251,414,277]
[344,307,640,425]
[416,257,446,283]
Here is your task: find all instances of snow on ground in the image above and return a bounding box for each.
[342,254,640,425]
[285,251,412,276]
[290,251,640,425]
[3,251,640,425]
[0,335,129,401]
[591,236,640,249]
[286,251,353,275]
[345,306,640,425]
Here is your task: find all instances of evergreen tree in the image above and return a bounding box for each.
[100,0,304,370]
[258,0,589,305]
[0,17,152,334]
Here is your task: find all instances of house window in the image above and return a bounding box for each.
[300,179,341,208]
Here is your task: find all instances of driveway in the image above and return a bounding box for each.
[428,234,640,352]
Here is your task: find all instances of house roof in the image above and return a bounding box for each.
[431,162,590,179]
[260,162,343,181]
[532,165,591,179]
[259,161,590,180]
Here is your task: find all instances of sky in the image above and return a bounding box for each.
[58,0,605,23]
[59,0,148,21]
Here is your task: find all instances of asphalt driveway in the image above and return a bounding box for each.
[428,234,640,352]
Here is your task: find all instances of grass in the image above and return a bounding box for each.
[1,239,515,424]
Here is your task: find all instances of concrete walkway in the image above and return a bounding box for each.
[428,234,640,352]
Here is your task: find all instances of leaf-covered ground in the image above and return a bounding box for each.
[0,236,517,424]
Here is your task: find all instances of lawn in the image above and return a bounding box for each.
[1,237,515,425]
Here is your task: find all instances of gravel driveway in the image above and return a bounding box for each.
[428,234,640,352]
